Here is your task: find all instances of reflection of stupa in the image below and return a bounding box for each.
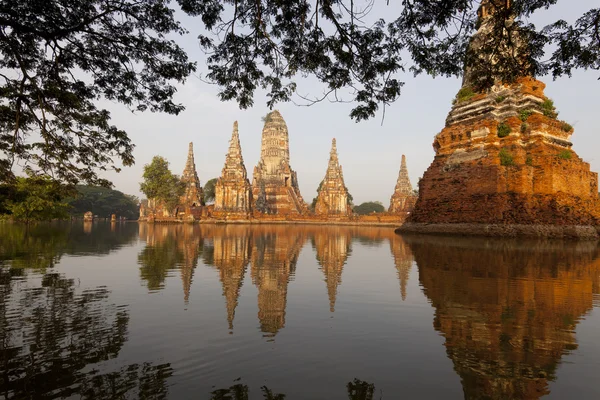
[312,229,352,312]
[211,226,252,331]
[408,235,600,399]
[251,226,305,336]
[177,225,202,304]
[388,235,413,301]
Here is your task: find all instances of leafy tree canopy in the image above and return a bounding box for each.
[140,155,185,212]
[2,174,72,222]
[353,201,385,215]
[1,0,598,188]
[66,185,139,219]
[190,0,599,120]
[0,0,197,186]
[204,178,217,203]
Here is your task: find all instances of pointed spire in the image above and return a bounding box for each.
[395,155,413,194]
[228,121,242,159]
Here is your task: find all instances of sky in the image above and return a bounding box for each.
[98,1,600,208]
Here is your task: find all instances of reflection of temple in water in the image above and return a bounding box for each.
[210,226,252,331]
[312,228,352,312]
[407,236,600,399]
[389,235,413,301]
[137,224,202,303]
[250,226,305,337]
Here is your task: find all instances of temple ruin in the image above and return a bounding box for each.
[214,121,253,215]
[388,155,417,214]
[404,0,600,231]
[180,142,204,208]
[314,138,352,216]
[252,110,308,215]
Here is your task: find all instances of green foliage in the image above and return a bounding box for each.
[203,178,218,203]
[497,123,511,138]
[558,150,572,160]
[520,123,529,133]
[561,122,573,132]
[0,0,196,185]
[519,110,533,122]
[499,149,515,166]
[140,156,185,212]
[66,186,139,220]
[353,201,385,215]
[541,98,559,118]
[455,86,475,103]
[346,187,354,205]
[310,197,318,211]
[495,95,506,103]
[3,175,71,222]
[526,155,534,166]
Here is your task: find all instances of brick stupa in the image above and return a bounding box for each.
[214,122,253,214]
[314,138,352,216]
[180,142,204,207]
[388,155,417,214]
[403,1,600,237]
[252,110,308,214]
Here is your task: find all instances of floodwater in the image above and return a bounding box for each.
[1,222,599,399]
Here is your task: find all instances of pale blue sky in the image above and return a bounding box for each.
[100,1,600,207]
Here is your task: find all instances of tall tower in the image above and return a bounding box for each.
[180,142,204,207]
[314,138,352,215]
[252,110,307,214]
[388,155,417,214]
[214,121,253,213]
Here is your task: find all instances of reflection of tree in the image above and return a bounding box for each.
[407,235,600,400]
[210,379,377,400]
[347,378,375,400]
[0,222,138,272]
[311,228,352,312]
[0,272,173,399]
[137,224,201,301]
[0,223,68,271]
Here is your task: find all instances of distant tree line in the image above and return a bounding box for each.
[1,178,139,222]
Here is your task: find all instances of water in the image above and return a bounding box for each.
[1,222,599,399]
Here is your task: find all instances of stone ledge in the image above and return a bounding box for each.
[395,223,600,240]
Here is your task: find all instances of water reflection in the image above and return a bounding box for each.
[251,226,305,337]
[407,235,600,399]
[312,228,352,312]
[137,224,202,303]
[210,378,377,399]
[0,271,172,399]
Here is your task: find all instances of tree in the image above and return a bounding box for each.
[4,174,72,222]
[353,201,385,215]
[203,178,218,203]
[0,0,197,186]
[66,185,140,219]
[140,156,185,213]
[189,0,599,121]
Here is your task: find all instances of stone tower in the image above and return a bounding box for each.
[180,142,204,207]
[405,0,600,229]
[388,155,417,214]
[252,110,308,214]
[214,122,253,213]
[315,138,352,215]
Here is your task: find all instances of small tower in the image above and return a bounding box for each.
[214,122,253,213]
[314,138,352,216]
[389,155,417,214]
[180,142,204,207]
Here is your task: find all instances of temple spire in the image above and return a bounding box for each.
[180,142,204,207]
[315,138,351,215]
[388,155,417,214]
[395,155,413,194]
